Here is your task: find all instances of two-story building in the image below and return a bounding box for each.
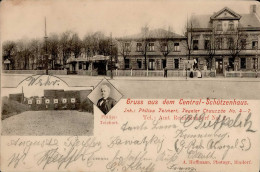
[117,28,187,72]
[187,5,260,76]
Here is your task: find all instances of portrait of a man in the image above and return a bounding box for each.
[97,84,116,114]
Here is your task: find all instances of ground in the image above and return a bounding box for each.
[2,74,260,99]
[1,110,93,135]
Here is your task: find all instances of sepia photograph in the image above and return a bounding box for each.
[88,78,123,115]
[1,75,94,135]
[1,0,260,172]
[1,0,260,100]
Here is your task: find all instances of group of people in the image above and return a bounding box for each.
[164,67,202,78]
[189,68,202,78]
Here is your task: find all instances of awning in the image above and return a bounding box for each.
[91,55,110,61]
[66,55,110,63]
[4,59,11,64]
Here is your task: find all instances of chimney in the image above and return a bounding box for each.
[250,4,256,14]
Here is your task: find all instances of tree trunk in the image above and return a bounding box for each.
[144,55,147,69]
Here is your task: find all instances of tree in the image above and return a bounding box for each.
[16,39,32,70]
[156,27,175,68]
[183,20,194,61]
[59,31,73,67]
[70,33,82,58]
[204,28,218,70]
[98,38,111,56]
[117,37,132,69]
[226,28,248,70]
[92,31,106,55]
[82,34,93,58]
[28,39,42,70]
[183,16,201,60]
[2,41,17,69]
[140,26,150,69]
[47,33,59,69]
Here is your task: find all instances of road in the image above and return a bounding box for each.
[2,74,260,99]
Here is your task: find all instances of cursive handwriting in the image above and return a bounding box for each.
[167,164,196,171]
[107,135,164,153]
[25,75,60,86]
[35,137,101,169]
[8,146,30,168]
[180,113,256,132]
[8,138,58,150]
[106,150,155,172]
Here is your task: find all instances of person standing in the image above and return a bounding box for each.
[164,67,168,78]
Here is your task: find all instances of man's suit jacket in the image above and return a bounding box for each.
[97,97,116,114]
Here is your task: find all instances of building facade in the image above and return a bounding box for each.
[117,28,187,71]
[9,89,92,111]
[66,55,110,75]
[187,5,260,76]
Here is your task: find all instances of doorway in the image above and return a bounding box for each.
[149,59,155,70]
[215,59,223,74]
[93,61,107,75]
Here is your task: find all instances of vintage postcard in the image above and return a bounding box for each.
[1,0,260,171]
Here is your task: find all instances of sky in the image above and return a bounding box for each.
[1,0,259,42]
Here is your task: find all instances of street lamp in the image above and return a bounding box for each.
[110,33,113,79]
[44,17,48,75]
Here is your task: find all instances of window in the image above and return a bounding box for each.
[253,58,258,69]
[71,98,76,103]
[228,58,234,70]
[148,59,155,70]
[174,43,180,51]
[204,40,210,49]
[217,22,223,31]
[193,40,199,50]
[54,99,58,104]
[62,98,67,104]
[79,62,82,70]
[45,99,50,104]
[148,43,155,51]
[228,21,234,31]
[28,99,32,104]
[125,42,130,52]
[162,59,166,68]
[162,43,168,52]
[252,41,258,49]
[240,58,246,69]
[136,43,142,51]
[137,59,142,69]
[36,99,42,104]
[125,59,130,69]
[174,59,179,69]
[240,39,246,49]
[228,38,234,50]
[216,38,223,50]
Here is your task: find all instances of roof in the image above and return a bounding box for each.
[4,59,11,64]
[190,14,212,28]
[67,55,109,63]
[190,7,260,29]
[240,13,260,27]
[118,28,185,40]
[210,7,241,20]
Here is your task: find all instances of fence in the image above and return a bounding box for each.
[3,70,67,75]
[77,70,98,76]
[224,71,260,78]
[107,70,215,77]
